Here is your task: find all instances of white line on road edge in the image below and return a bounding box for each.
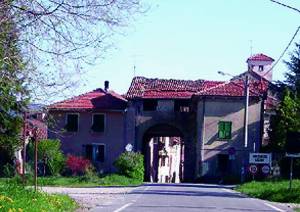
[264,203,285,212]
[113,203,132,212]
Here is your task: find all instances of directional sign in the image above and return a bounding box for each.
[249,164,258,174]
[261,165,270,175]
[249,153,271,164]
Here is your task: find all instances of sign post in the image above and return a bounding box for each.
[249,164,258,180]
[285,131,300,190]
[289,157,293,190]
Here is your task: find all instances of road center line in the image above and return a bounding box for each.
[264,203,285,212]
[113,203,132,212]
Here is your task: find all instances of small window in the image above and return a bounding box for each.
[218,121,232,139]
[174,100,190,112]
[143,100,158,111]
[66,114,78,132]
[91,114,105,132]
[259,65,264,71]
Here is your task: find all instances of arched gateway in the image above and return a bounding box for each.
[142,124,185,183]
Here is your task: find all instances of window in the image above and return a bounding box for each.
[218,121,232,139]
[91,114,105,132]
[259,65,264,71]
[143,99,158,111]
[174,100,190,112]
[65,114,79,132]
[84,144,105,162]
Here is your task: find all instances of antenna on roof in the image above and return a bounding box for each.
[133,64,136,77]
[249,40,253,56]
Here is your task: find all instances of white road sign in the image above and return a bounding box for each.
[249,153,271,164]
[261,165,270,174]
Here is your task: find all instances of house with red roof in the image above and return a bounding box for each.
[48,53,279,182]
[48,81,128,173]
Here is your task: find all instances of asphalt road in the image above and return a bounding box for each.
[92,183,293,212]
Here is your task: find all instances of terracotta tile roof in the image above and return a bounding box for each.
[126,76,224,99]
[247,53,274,62]
[48,89,127,110]
[195,79,264,97]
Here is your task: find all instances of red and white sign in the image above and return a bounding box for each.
[261,165,270,174]
[249,164,258,174]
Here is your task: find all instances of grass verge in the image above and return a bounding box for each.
[1,174,142,187]
[0,182,78,211]
[235,179,300,203]
[36,174,142,187]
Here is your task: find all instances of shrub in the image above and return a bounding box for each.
[114,151,144,181]
[3,163,15,177]
[66,155,91,176]
[28,139,65,176]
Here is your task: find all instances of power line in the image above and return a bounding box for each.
[262,25,300,77]
[269,0,300,14]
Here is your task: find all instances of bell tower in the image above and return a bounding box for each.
[247,53,275,81]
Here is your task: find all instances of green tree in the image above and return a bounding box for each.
[284,42,300,98]
[0,5,28,157]
[28,139,65,176]
[268,89,300,151]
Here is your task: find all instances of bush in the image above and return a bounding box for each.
[3,163,15,177]
[66,155,91,176]
[114,151,144,181]
[28,139,65,176]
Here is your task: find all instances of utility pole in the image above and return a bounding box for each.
[244,73,249,148]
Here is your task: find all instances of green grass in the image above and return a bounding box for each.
[236,179,300,203]
[0,182,78,211]
[36,174,142,187]
[295,208,300,212]
[0,174,142,187]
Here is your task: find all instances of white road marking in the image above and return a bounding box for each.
[113,203,132,212]
[264,203,285,212]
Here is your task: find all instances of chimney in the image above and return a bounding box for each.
[104,80,109,91]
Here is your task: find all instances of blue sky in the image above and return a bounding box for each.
[80,0,300,95]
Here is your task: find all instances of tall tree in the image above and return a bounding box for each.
[284,42,300,98]
[268,42,300,151]
[0,3,29,156]
[0,0,145,102]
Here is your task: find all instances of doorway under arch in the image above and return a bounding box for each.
[143,124,185,183]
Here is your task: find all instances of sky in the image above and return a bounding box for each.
[78,0,300,96]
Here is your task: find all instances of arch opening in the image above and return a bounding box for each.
[142,124,185,183]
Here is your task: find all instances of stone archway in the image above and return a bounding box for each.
[142,124,185,183]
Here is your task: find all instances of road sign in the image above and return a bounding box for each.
[286,153,300,158]
[261,165,270,175]
[249,153,271,164]
[125,144,133,152]
[249,164,258,174]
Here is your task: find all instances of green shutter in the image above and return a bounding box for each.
[218,121,232,140]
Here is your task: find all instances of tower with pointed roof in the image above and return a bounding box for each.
[247,53,275,82]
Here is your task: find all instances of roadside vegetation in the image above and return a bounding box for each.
[236,180,300,203]
[0,182,78,212]
[0,174,142,188]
